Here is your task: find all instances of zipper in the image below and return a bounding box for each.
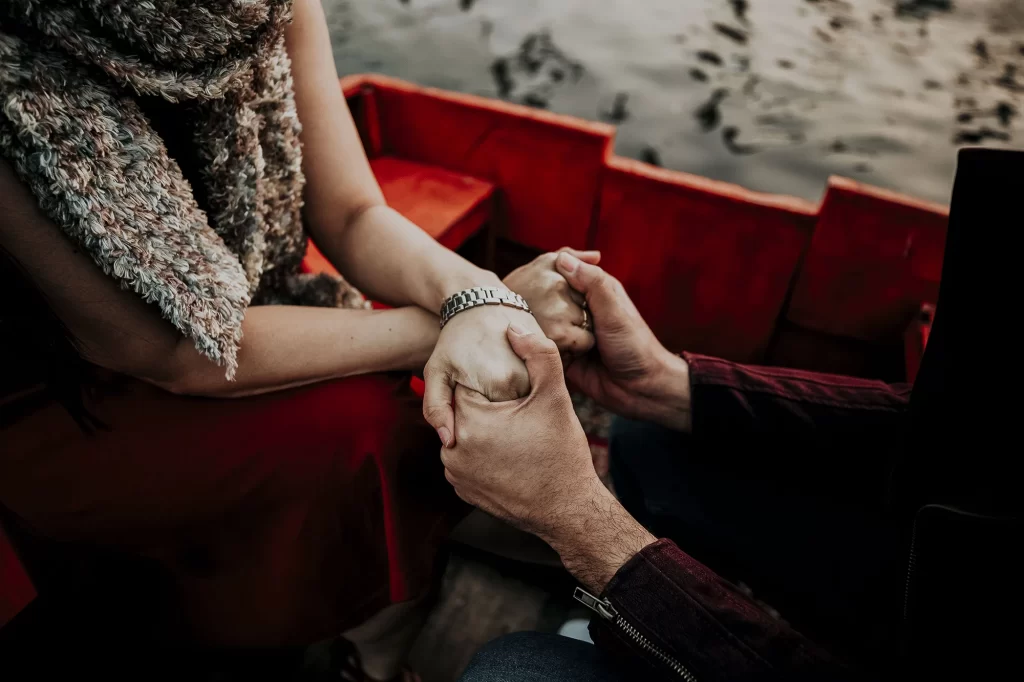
[903,516,919,621]
[574,587,698,681]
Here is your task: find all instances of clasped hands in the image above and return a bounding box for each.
[426,251,690,551]
[422,248,600,448]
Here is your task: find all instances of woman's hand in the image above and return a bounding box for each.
[422,300,544,448]
[504,249,600,360]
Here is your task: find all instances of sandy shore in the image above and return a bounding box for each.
[325,0,1023,206]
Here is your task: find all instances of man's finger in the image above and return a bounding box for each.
[558,247,601,266]
[564,352,599,396]
[557,246,610,301]
[568,287,586,308]
[505,324,564,395]
[453,383,490,408]
[453,384,497,446]
[422,368,455,448]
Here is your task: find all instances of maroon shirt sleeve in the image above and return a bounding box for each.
[585,355,905,679]
[590,540,868,681]
[683,353,911,494]
[684,352,911,438]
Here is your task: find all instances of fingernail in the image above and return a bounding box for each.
[557,252,580,273]
[508,323,533,336]
[437,427,452,448]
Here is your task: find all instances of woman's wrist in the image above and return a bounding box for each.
[434,269,505,312]
[388,305,442,371]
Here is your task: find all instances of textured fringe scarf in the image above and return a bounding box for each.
[0,0,365,377]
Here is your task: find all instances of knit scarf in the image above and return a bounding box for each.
[0,0,366,378]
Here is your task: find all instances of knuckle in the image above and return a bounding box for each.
[484,374,516,401]
[423,361,443,380]
[535,253,557,268]
[566,331,591,354]
[444,469,458,487]
[495,378,522,401]
[549,326,569,346]
[594,273,621,299]
[423,403,447,423]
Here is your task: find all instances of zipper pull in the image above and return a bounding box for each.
[574,587,619,621]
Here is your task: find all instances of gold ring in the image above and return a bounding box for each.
[578,306,592,331]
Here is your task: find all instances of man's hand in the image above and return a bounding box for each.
[444,325,595,537]
[444,325,656,592]
[555,253,693,432]
[423,299,543,448]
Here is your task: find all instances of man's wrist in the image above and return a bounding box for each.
[637,351,693,433]
[540,477,658,593]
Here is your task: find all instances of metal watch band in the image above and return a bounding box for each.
[439,286,532,329]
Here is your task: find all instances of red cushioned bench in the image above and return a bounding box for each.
[302,80,499,276]
[301,155,496,277]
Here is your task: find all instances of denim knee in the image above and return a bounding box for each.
[459,632,622,682]
[609,416,691,523]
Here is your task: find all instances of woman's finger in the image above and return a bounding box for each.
[555,323,596,356]
[422,365,456,448]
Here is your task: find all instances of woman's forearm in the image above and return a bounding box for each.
[154,305,440,398]
[318,204,502,312]
[284,0,501,315]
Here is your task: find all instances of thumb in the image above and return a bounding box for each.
[422,366,455,448]
[558,247,601,266]
[506,324,564,395]
[556,252,616,304]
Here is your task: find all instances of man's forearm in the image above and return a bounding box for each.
[318,204,503,313]
[539,477,657,593]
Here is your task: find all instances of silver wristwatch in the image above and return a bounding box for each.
[439,286,532,329]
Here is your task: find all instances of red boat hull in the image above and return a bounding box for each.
[331,74,947,373]
[1,74,948,630]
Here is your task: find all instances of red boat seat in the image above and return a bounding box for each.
[785,177,947,343]
[593,157,817,363]
[302,156,496,277]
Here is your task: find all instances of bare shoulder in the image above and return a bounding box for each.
[286,0,330,40]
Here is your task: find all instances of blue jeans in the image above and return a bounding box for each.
[458,632,625,682]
